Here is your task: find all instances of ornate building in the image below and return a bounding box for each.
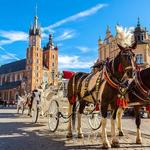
[0,15,58,102]
[98,18,150,69]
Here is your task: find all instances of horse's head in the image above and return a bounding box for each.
[114,42,136,81]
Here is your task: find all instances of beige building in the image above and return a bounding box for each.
[98,19,150,69]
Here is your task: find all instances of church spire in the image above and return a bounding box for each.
[34,16,38,29]
[29,4,41,36]
[106,25,110,34]
[34,4,38,29]
[137,17,140,27]
[49,34,54,47]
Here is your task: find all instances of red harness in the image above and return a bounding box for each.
[103,67,118,89]
[103,66,128,108]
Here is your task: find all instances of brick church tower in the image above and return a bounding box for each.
[26,15,43,92]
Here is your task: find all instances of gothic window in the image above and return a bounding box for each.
[138,36,140,41]
[2,77,5,83]
[51,71,55,81]
[17,74,20,81]
[7,75,10,82]
[136,54,143,64]
[52,63,54,67]
[141,35,144,41]
[53,55,54,59]
[105,38,109,44]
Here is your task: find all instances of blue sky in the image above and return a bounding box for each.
[0,0,150,72]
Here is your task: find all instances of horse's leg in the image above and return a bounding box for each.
[17,106,20,114]
[101,105,111,149]
[66,103,73,138]
[77,101,85,138]
[77,111,83,138]
[134,106,142,144]
[22,105,24,115]
[111,108,120,148]
[21,102,25,115]
[117,107,124,136]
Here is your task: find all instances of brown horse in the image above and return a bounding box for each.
[66,43,136,148]
[117,67,150,144]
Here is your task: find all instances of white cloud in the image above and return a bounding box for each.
[76,46,90,53]
[58,55,94,69]
[0,30,28,46]
[55,30,76,41]
[0,47,20,60]
[43,3,107,31]
[57,43,63,47]
[0,3,107,46]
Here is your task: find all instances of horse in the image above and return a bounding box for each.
[66,41,136,148]
[117,67,150,144]
[17,93,32,115]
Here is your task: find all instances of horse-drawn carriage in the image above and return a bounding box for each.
[30,71,101,132]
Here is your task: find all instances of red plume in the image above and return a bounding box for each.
[118,63,123,73]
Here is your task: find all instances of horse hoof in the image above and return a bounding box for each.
[66,132,73,138]
[102,143,111,149]
[111,142,120,148]
[119,131,124,136]
[78,133,84,138]
[136,138,142,144]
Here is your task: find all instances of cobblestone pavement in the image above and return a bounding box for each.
[0,107,150,150]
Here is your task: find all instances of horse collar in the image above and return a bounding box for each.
[103,66,118,89]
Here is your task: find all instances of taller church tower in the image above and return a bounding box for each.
[26,15,43,92]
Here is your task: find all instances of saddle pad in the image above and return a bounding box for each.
[81,71,101,96]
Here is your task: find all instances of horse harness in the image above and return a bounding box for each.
[80,70,105,104]
[132,70,150,103]
[103,62,130,108]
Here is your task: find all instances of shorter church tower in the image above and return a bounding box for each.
[43,34,58,85]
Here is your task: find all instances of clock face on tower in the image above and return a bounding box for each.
[29,36,36,46]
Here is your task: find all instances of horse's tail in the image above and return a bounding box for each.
[67,73,77,104]
[72,101,76,130]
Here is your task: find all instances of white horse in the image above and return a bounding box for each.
[17,94,32,115]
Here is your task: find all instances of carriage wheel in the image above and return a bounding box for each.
[31,100,39,123]
[48,99,59,132]
[88,112,102,130]
[88,103,101,130]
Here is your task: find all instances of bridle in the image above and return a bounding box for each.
[104,49,135,89]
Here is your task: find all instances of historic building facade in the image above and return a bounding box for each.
[98,19,150,69]
[0,15,58,102]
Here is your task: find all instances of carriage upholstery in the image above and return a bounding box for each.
[63,70,75,79]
